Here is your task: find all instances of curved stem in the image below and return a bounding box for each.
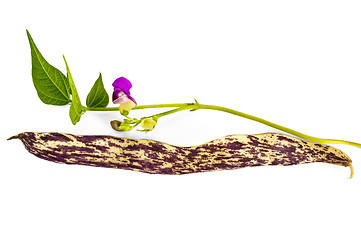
[87,103,361,148]
[197,104,361,149]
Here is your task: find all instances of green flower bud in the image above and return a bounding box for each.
[110,120,132,131]
[141,117,158,131]
[118,125,132,131]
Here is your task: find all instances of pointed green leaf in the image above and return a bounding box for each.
[26,30,71,105]
[86,73,109,108]
[63,56,86,125]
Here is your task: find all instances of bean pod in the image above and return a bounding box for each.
[8,132,353,176]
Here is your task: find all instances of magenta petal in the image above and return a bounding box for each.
[112,77,136,105]
[112,88,137,105]
[127,95,136,104]
[112,77,132,95]
[112,88,124,103]
[112,90,126,104]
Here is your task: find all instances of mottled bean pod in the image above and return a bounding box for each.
[8,132,353,177]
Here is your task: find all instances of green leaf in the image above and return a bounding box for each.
[26,30,71,105]
[86,73,109,108]
[63,56,86,125]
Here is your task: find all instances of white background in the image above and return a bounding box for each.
[1,1,361,239]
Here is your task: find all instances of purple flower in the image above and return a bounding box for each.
[112,77,136,105]
[112,77,137,115]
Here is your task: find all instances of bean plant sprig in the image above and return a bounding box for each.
[26,30,361,149]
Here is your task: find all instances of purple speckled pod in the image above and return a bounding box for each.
[8,132,352,176]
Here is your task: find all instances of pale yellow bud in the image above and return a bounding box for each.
[119,100,136,115]
[141,117,158,131]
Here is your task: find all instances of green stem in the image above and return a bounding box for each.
[87,103,189,112]
[123,114,137,122]
[87,103,361,148]
[198,104,361,148]
[151,105,194,119]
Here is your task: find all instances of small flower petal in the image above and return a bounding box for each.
[112,77,132,95]
[112,90,129,104]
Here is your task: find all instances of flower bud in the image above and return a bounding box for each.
[110,120,132,131]
[141,117,158,131]
[117,125,132,131]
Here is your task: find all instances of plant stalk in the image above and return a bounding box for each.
[87,103,361,148]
